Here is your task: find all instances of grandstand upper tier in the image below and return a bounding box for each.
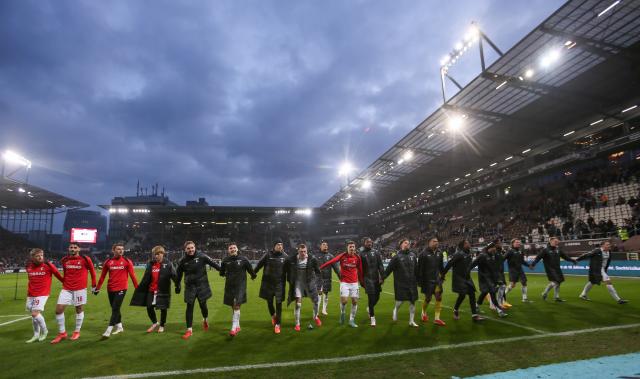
[322,0,640,217]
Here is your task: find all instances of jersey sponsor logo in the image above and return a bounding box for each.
[110,266,126,270]
[194,258,199,263]
[28,271,47,276]
[152,268,161,273]
[65,264,83,269]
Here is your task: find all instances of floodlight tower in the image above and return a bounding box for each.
[439,22,504,104]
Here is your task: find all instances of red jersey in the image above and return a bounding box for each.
[320,252,363,284]
[97,256,139,292]
[26,261,63,297]
[149,262,161,292]
[61,254,97,291]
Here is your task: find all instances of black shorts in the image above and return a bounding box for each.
[508,270,527,285]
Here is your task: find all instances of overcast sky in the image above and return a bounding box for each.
[0,0,564,210]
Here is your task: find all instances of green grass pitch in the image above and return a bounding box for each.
[0,269,638,378]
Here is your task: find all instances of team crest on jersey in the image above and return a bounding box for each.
[162,264,167,268]
[195,258,199,263]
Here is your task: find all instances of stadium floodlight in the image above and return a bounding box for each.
[495,81,507,90]
[597,0,620,17]
[403,150,414,161]
[464,24,480,42]
[465,173,471,177]
[540,49,561,68]
[346,193,352,199]
[590,119,604,126]
[490,162,497,167]
[622,105,638,113]
[18,187,26,193]
[505,156,513,161]
[454,178,460,181]
[524,69,534,78]
[447,114,466,133]
[563,130,575,137]
[2,150,32,169]
[522,148,531,154]
[361,180,372,191]
[338,161,354,177]
[476,168,484,172]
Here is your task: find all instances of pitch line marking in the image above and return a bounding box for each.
[81,323,640,379]
[0,316,30,327]
[0,315,27,318]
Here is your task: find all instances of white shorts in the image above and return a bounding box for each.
[57,289,87,306]
[601,269,610,282]
[26,296,48,312]
[339,282,359,298]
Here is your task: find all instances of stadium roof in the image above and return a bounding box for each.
[0,177,88,211]
[322,0,640,215]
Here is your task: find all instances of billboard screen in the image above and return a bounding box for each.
[70,228,98,244]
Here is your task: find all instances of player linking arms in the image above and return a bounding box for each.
[469,242,507,318]
[577,240,628,304]
[51,243,97,344]
[94,242,139,338]
[417,236,446,326]
[320,240,364,328]
[176,240,221,340]
[504,239,530,302]
[286,243,322,331]
[254,239,288,334]
[312,240,340,316]
[220,242,256,336]
[360,237,384,327]
[529,237,576,302]
[384,238,420,327]
[441,239,483,321]
[130,245,179,333]
[25,248,63,343]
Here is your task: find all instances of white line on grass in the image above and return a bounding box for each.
[0,315,27,318]
[0,316,30,327]
[82,322,640,379]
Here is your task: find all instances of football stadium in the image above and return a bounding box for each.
[1,0,640,378]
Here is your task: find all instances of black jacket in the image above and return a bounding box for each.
[176,252,221,303]
[468,251,499,293]
[576,248,612,285]
[442,248,476,294]
[383,249,419,302]
[285,254,321,305]
[360,247,384,295]
[255,250,288,302]
[312,251,340,292]
[220,255,256,306]
[417,247,444,295]
[130,260,178,309]
[532,245,574,283]
[504,248,528,277]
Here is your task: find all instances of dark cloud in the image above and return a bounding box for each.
[0,0,564,210]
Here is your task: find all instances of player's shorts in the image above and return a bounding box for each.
[57,289,87,306]
[601,268,610,282]
[339,282,359,298]
[26,296,48,312]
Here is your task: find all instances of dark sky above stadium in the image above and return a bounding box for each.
[1,0,564,209]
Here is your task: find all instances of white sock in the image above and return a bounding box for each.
[606,284,621,301]
[505,285,513,294]
[116,322,123,329]
[323,295,328,312]
[105,325,113,335]
[553,284,560,299]
[232,309,240,329]
[35,314,47,332]
[312,301,319,318]
[294,303,301,325]
[56,313,65,333]
[581,282,593,297]
[31,316,40,336]
[74,312,84,332]
[409,303,415,323]
[543,283,553,296]
[187,327,193,331]
[350,304,358,321]
[340,302,346,315]
[522,286,528,299]
[393,301,402,320]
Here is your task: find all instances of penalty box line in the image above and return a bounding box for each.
[0,316,30,327]
[82,322,640,379]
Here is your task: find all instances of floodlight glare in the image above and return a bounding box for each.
[524,69,534,78]
[402,150,414,161]
[338,162,354,177]
[3,150,32,169]
[448,114,465,132]
[540,49,561,68]
[361,180,372,191]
